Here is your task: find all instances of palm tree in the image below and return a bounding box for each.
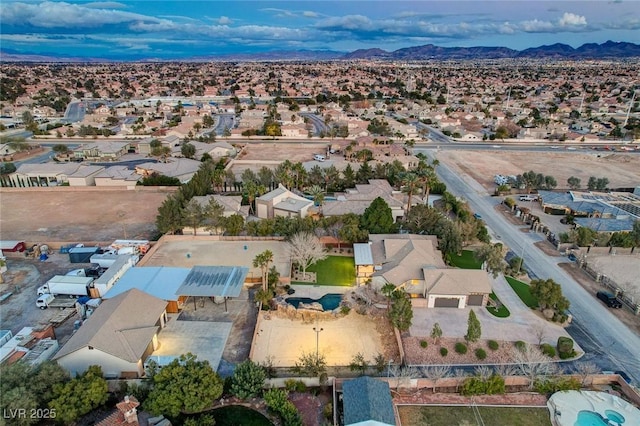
[381,283,397,311]
[253,250,274,291]
[309,185,325,216]
[400,171,420,214]
[415,165,436,207]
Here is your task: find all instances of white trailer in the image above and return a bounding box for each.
[37,275,93,297]
[93,255,137,297]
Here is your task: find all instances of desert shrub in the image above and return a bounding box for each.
[557,336,576,359]
[323,403,333,421]
[515,341,526,352]
[420,340,428,348]
[340,305,351,315]
[541,343,556,358]
[487,340,499,351]
[455,342,468,354]
[440,347,448,357]
[475,348,487,360]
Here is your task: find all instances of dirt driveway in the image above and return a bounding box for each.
[0,188,173,242]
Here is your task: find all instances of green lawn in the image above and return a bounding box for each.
[505,276,539,308]
[398,406,551,426]
[449,250,482,269]
[293,255,355,286]
[486,292,510,318]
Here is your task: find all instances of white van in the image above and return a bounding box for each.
[313,154,325,162]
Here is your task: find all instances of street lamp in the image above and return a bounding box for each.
[387,359,394,379]
[313,325,323,361]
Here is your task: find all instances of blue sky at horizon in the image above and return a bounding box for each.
[1,1,639,59]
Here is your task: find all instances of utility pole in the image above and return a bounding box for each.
[313,318,323,362]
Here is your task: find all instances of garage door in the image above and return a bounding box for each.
[467,295,484,306]
[434,297,459,308]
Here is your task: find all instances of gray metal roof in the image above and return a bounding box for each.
[353,243,374,265]
[176,265,248,297]
[343,376,395,426]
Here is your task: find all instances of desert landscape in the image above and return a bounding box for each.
[437,150,640,191]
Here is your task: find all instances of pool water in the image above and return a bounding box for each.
[286,293,342,310]
[575,410,626,426]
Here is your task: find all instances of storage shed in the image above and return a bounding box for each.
[0,241,26,253]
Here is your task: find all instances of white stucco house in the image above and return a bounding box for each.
[53,288,167,378]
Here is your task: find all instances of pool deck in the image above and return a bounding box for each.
[289,284,353,299]
[548,390,640,426]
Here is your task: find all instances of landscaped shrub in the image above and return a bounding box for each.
[515,341,526,352]
[475,348,487,360]
[455,342,468,354]
[264,389,303,426]
[340,305,351,315]
[534,377,581,395]
[420,340,428,348]
[230,360,266,399]
[541,343,556,358]
[323,403,333,421]
[461,375,505,396]
[487,340,499,351]
[284,379,307,393]
[440,347,448,357]
[557,336,576,359]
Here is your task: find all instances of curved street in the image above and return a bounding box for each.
[416,148,640,385]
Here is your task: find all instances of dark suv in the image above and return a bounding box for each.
[597,291,622,308]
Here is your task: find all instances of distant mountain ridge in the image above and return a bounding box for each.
[343,41,640,60]
[1,41,639,62]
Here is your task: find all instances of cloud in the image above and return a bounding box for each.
[217,16,232,25]
[83,1,127,9]
[302,11,319,18]
[558,12,587,27]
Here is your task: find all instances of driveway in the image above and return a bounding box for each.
[409,274,571,347]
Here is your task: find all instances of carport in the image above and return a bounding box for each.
[176,265,249,312]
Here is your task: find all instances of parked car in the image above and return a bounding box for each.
[473,213,482,219]
[596,291,622,308]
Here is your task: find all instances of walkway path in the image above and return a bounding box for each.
[394,390,548,407]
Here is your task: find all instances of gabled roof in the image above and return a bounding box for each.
[54,289,166,362]
[343,376,395,426]
[424,269,492,295]
[257,184,289,201]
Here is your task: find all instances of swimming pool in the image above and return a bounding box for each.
[286,293,342,311]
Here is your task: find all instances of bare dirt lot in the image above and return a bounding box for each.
[240,142,332,162]
[0,188,173,242]
[438,150,640,191]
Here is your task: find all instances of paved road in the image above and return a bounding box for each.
[416,148,640,385]
[62,100,85,123]
[299,112,327,136]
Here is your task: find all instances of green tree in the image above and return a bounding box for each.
[389,289,413,331]
[400,171,420,214]
[381,283,396,311]
[465,310,482,342]
[182,198,206,235]
[293,352,327,378]
[0,162,16,175]
[52,144,70,154]
[474,243,505,278]
[203,197,225,234]
[361,197,396,234]
[230,360,266,399]
[530,279,570,315]
[156,194,185,235]
[145,353,223,418]
[222,214,244,236]
[48,365,108,425]
[341,163,356,189]
[567,176,581,190]
[181,142,196,159]
[349,352,369,376]
[253,250,274,291]
[587,176,598,190]
[630,220,640,253]
[430,322,443,344]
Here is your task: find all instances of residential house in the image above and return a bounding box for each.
[361,234,491,308]
[342,376,396,426]
[67,165,106,186]
[11,163,82,186]
[183,194,250,235]
[256,184,314,219]
[135,158,201,183]
[53,288,168,378]
[94,166,141,188]
[322,180,406,222]
[77,142,130,161]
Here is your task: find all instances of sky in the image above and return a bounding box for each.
[0,0,639,60]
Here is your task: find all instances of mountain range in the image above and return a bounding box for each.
[1,41,639,62]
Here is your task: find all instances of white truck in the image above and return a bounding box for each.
[37,275,93,297]
[36,294,78,310]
